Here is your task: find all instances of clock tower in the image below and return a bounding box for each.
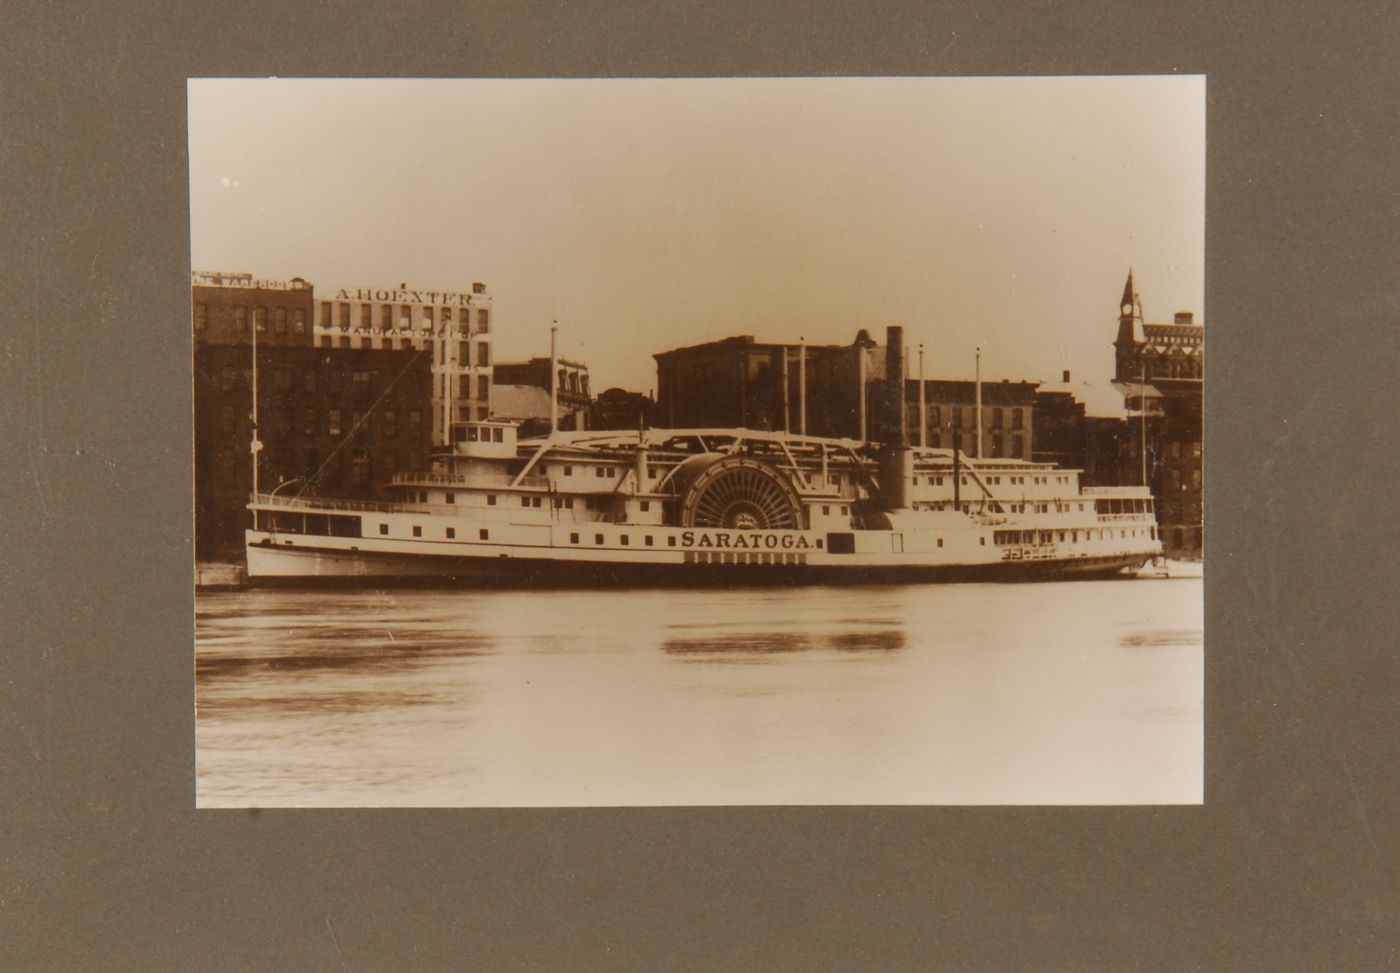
[1113,269,1142,382]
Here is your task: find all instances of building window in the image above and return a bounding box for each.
[254,306,267,332]
[993,407,1003,428]
[337,336,349,349]
[328,410,341,436]
[1011,434,1023,458]
[193,302,208,333]
[292,308,306,334]
[478,309,489,331]
[337,303,350,329]
[952,405,962,426]
[478,375,490,401]
[1012,409,1024,430]
[320,301,333,327]
[273,307,287,334]
[303,408,316,435]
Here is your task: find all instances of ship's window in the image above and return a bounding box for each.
[937,538,944,548]
[480,529,489,540]
[446,527,455,539]
[446,492,455,504]
[564,466,572,476]
[980,537,985,546]
[668,537,676,547]
[493,428,504,443]
[418,491,428,503]
[521,496,530,507]
[412,526,422,537]
[912,476,919,486]
[487,495,496,506]
[645,536,654,546]
[648,466,659,480]
[379,523,388,535]
[621,535,630,546]
[640,500,650,512]
[595,533,604,545]
[840,506,848,515]
[816,538,824,549]
[570,532,579,544]
[822,505,830,515]
[596,467,605,477]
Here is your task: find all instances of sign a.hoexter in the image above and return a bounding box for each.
[335,288,478,306]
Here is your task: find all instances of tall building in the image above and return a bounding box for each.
[654,333,875,436]
[311,281,494,443]
[654,329,1036,459]
[1113,270,1204,554]
[191,271,315,347]
[193,274,433,560]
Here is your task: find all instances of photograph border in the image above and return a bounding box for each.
[6,0,1398,967]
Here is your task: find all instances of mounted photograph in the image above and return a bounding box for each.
[191,77,1204,807]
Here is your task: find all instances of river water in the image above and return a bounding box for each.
[195,577,1202,807]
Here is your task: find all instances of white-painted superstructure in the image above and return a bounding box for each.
[246,422,1161,584]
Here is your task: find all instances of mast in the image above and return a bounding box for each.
[549,321,559,435]
[798,337,807,436]
[442,321,453,447]
[781,345,790,434]
[250,301,260,502]
[918,343,926,449]
[857,344,867,443]
[1141,359,1148,486]
[975,345,982,459]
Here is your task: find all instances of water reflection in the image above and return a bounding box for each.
[663,628,906,659]
[196,578,1202,807]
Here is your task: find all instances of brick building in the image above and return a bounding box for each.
[192,271,315,347]
[654,329,1036,458]
[194,276,433,559]
[311,281,494,443]
[1113,271,1204,554]
[653,332,877,436]
[492,356,592,429]
[589,388,658,431]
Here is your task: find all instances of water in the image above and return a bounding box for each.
[195,578,1202,806]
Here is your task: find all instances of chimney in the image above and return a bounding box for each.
[884,326,907,447]
[1063,369,1071,382]
[1174,311,1194,324]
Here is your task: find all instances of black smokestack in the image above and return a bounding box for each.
[885,325,906,448]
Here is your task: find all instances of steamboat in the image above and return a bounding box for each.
[244,327,1161,585]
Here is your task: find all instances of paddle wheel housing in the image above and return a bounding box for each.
[670,454,806,530]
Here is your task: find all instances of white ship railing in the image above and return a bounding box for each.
[251,493,422,515]
[391,471,551,490]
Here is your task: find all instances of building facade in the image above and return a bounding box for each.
[655,330,1036,459]
[310,281,494,444]
[492,356,592,430]
[192,271,315,347]
[654,333,876,436]
[194,279,434,559]
[589,388,658,431]
[1113,271,1204,555]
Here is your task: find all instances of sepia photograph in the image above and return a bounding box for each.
[191,77,1204,807]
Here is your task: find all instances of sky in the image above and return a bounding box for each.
[188,77,1204,394]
